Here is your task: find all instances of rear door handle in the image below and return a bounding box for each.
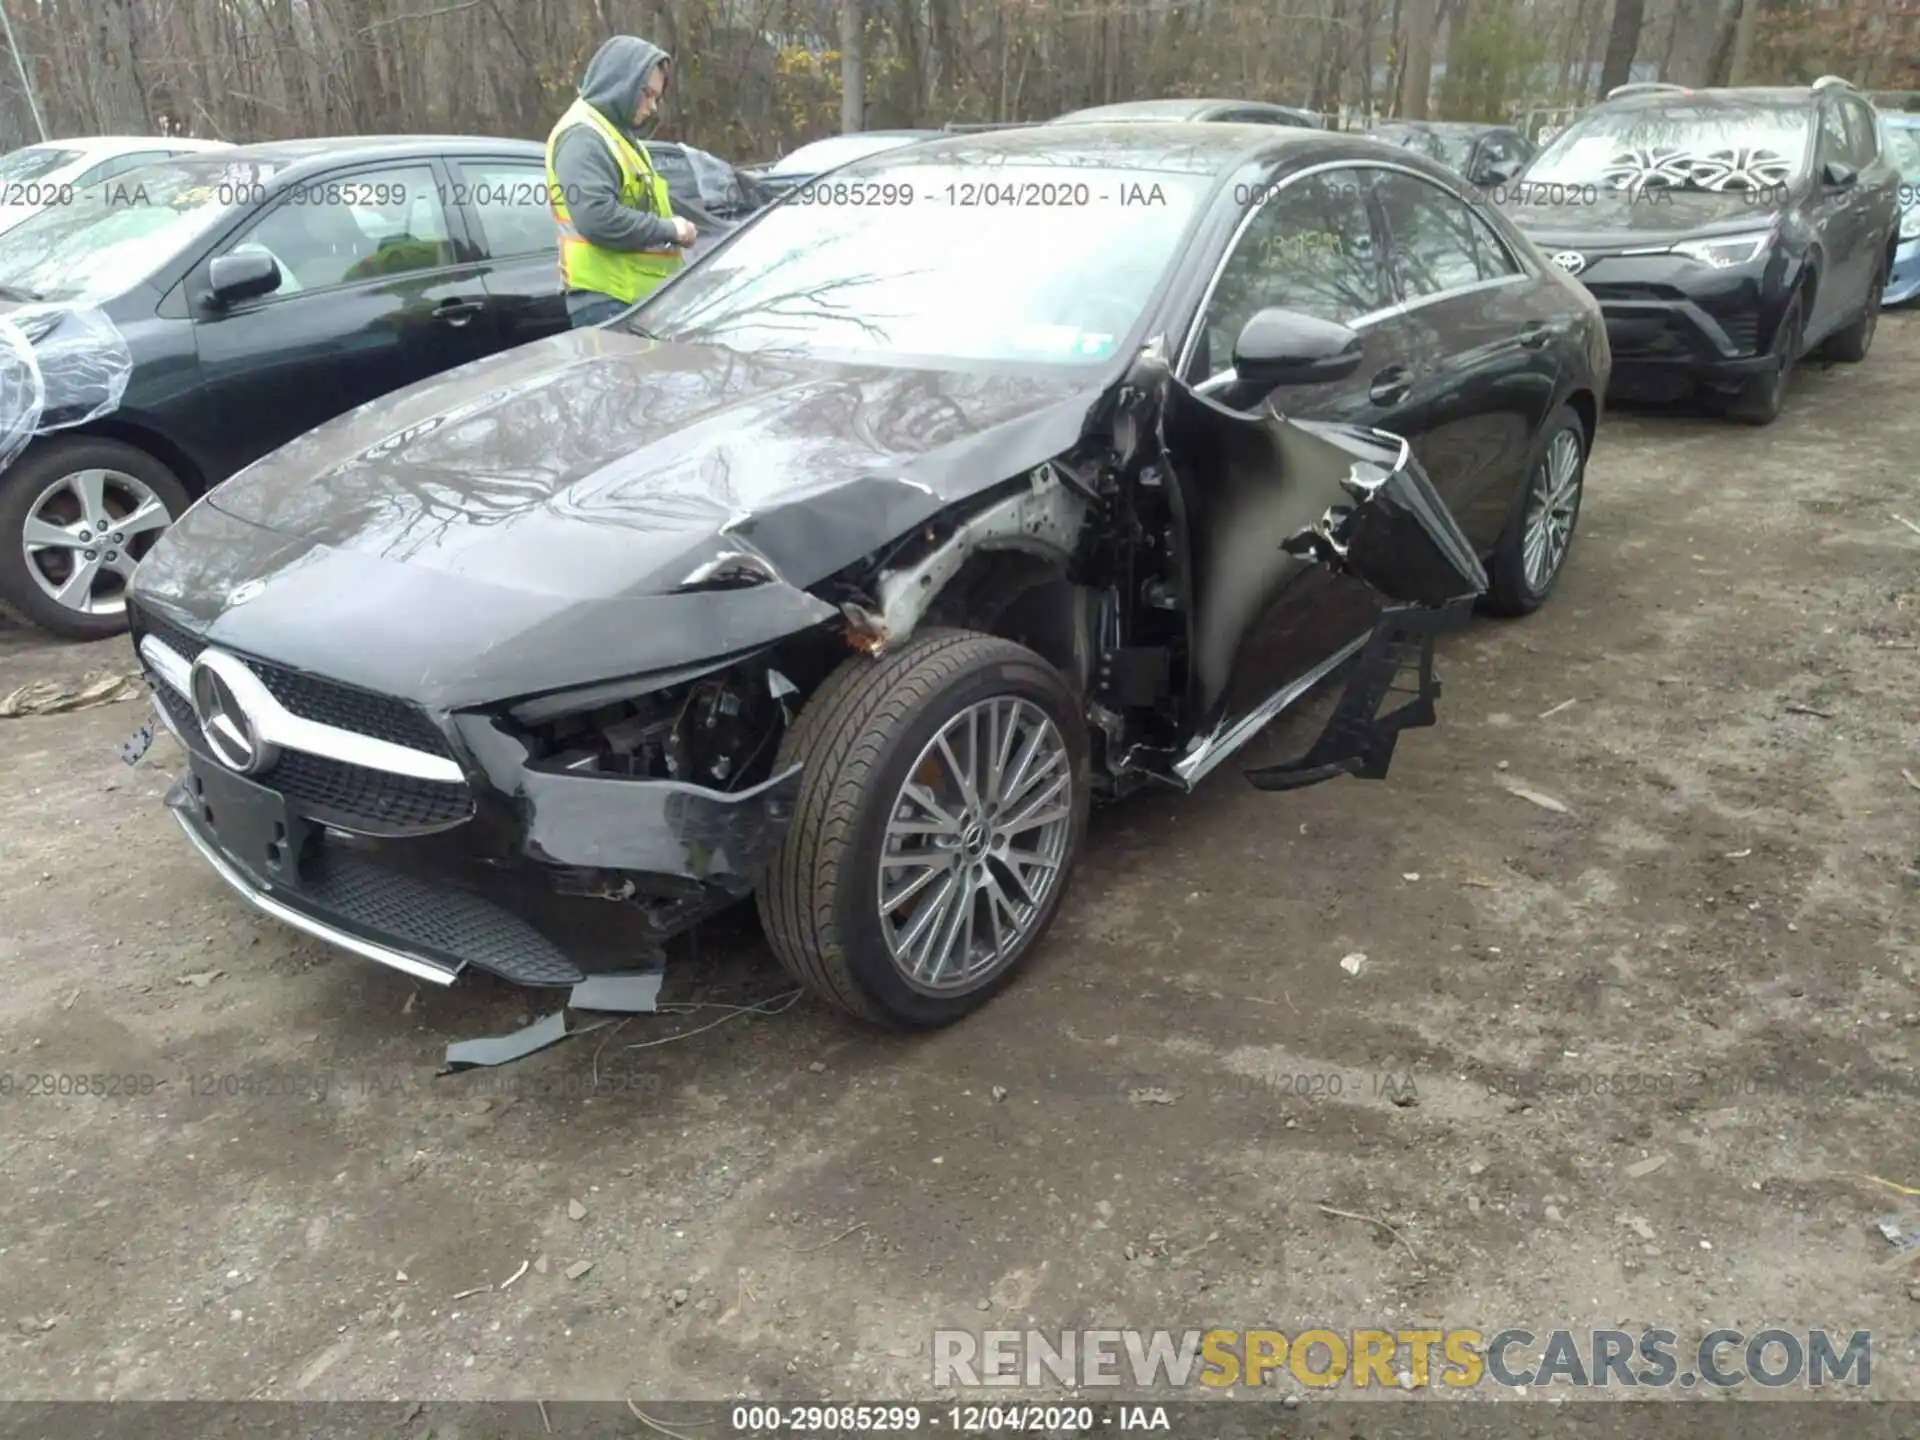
[434,297,486,326]
[1369,366,1411,406]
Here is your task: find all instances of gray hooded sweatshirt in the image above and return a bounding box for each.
[552,35,679,267]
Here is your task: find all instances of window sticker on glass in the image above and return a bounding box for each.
[1011,323,1083,353]
[1075,332,1114,357]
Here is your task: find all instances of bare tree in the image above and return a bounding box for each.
[1597,0,1646,91]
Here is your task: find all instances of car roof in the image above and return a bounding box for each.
[1052,98,1310,120]
[854,120,1380,175]
[28,135,230,154]
[207,135,546,170]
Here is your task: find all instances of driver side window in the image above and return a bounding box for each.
[1190,167,1386,382]
[1817,103,1850,168]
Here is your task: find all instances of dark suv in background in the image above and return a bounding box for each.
[1499,78,1901,424]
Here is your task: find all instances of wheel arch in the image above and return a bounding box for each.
[18,415,211,498]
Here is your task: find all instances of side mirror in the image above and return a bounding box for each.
[1233,307,1364,388]
[1477,156,1522,186]
[207,251,281,306]
[1822,160,1858,189]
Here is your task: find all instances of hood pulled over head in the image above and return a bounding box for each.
[578,34,669,131]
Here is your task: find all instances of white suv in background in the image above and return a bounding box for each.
[0,135,233,236]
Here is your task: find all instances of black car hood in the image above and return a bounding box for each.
[136,327,1107,709]
[1503,187,1783,248]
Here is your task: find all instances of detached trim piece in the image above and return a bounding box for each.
[168,804,462,986]
[139,635,464,784]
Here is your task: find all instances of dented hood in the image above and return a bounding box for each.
[137,328,1107,708]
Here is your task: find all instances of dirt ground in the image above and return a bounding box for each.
[1,319,1917,1414]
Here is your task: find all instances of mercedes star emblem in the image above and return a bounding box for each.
[1550,250,1587,275]
[188,649,279,775]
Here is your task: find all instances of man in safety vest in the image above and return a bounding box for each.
[546,35,697,326]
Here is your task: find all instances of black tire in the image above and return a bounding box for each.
[1726,289,1804,426]
[757,628,1090,1028]
[1481,403,1588,618]
[0,436,191,640]
[1823,254,1886,363]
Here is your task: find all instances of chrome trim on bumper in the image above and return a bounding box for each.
[169,805,461,986]
[139,635,465,784]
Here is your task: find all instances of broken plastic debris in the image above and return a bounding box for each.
[1623,1153,1668,1178]
[121,724,155,767]
[440,1010,596,1073]
[568,1199,587,1221]
[568,972,663,1013]
[1340,952,1368,976]
[564,1260,594,1280]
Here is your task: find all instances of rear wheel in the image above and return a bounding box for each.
[758,629,1089,1028]
[1823,253,1886,363]
[1727,290,1804,426]
[0,436,189,640]
[1482,404,1586,617]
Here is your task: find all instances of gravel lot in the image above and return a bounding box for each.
[2,317,1917,1410]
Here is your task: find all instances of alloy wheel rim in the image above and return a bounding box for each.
[877,695,1073,993]
[22,468,173,617]
[1522,428,1582,593]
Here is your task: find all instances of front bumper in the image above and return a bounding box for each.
[138,634,800,989]
[1886,234,1920,307]
[1558,253,1778,397]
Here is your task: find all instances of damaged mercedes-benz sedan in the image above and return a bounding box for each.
[125,122,1608,1028]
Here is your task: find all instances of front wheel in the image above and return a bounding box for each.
[0,436,190,640]
[1726,290,1804,425]
[758,629,1090,1028]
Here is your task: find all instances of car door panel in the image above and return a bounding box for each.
[1369,170,1554,553]
[1808,102,1866,340]
[190,160,501,478]
[1172,165,1398,735]
[447,156,570,350]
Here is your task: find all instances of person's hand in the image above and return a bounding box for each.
[673,217,697,247]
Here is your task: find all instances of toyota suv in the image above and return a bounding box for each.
[1500,78,1901,424]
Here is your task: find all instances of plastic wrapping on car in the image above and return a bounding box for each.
[0,304,135,471]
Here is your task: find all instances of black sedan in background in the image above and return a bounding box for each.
[127,123,1607,1031]
[0,137,578,639]
[1367,120,1536,188]
[1501,80,1901,423]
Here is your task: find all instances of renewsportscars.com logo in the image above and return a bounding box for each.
[931,1328,1872,1391]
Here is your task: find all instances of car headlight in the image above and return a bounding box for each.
[1670,232,1771,268]
[1900,207,1920,241]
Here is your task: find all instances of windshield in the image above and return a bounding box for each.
[1885,122,1920,179]
[638,159,1205,367]
[0,156,285,303]
[0,146,82,187]
[769,134,922,177]
[1523,103,1809,192]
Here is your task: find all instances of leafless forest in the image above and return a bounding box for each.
[2,0,1915,161]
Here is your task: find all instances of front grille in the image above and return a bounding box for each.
[1588,282,1686,302]
[136,603,473,837]
[249,664,452,758]
[273,751,471,832]
[133,603,451,759]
